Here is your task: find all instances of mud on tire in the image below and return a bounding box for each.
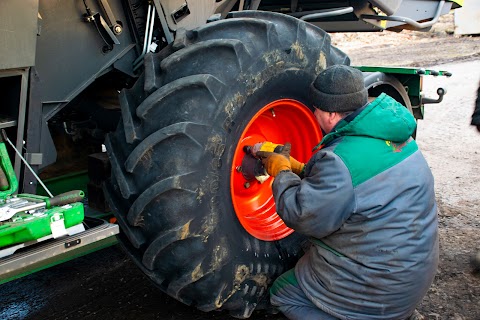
[104,11,349,318]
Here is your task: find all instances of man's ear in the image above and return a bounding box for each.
[329,112,343,126]
[328,112,339,123]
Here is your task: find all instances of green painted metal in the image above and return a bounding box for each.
[355,65,452,119]
[1,141,85,248]
[0,142,18,199]
[0,201,84,248]
[355,66,451,77]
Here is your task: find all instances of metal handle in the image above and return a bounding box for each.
[300,7,354,21]
[45,190,85,208]
[360,0,445,30]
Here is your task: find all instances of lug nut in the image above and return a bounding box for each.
[244,182,250,189]
[243,146,252,154]
[236,166,242,172]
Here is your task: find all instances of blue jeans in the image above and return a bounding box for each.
[270,268,338,320]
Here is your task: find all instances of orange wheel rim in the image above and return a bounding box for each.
[230,99,323,241]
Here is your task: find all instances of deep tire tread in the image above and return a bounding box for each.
[126,172,197,226]
[191,18,279,57]
[142,225,197,270]
[106,11,350,319]
[103,182,146,248]
[125,122,209,173]
[119,74,146,143]
[105,134,138,198]
[160,39,253,85]
[135,74,225,137]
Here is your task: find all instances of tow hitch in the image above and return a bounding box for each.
[423,87,447,104]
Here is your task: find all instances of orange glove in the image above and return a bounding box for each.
[253,141,305,176]
[290,156,305,176]
[256,143,292,177]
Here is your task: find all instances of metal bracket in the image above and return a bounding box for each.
[91,13,120,49]
[65,239,81,248]
[360,0,445,30]
[152,0,174,44]
[25,153,43,166]
[83,1,120,52]
[98,0,123,35]
[171,2,190,24]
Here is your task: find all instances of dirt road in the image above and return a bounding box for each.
[1,15,480,320]
[415,60,480,320]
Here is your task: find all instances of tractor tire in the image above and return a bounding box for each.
[104,11,349,318]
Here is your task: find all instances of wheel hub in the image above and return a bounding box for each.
[230,99,323,241]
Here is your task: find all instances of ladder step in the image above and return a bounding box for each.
[0,217,119,284]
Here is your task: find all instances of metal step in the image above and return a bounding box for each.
[0,217,119,284]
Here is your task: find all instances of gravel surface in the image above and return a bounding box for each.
[415,60,480,320]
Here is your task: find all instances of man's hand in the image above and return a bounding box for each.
[256,143,292,177]
[253,142,305,176]
[252,141,305,175]
[290,156,305,176]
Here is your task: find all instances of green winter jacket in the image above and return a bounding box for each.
[272,93,439,319]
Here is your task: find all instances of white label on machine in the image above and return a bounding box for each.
[50,213,67,238]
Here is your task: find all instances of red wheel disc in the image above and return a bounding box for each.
[230,99,323,241]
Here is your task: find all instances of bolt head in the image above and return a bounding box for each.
[113,25,122,35]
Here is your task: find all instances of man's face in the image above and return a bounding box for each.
[314,107,340,134]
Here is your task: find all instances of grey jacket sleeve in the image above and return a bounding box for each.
[272,149,356,239]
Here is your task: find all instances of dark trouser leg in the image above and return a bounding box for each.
[270,268,338,320]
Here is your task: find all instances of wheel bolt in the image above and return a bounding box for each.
[236,166,242,172]
[244,182,250,189]
[113,25,123,35]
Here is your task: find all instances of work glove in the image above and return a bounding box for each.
[289,156,305,177]
[253,142,305,176]
[256,142,292,177]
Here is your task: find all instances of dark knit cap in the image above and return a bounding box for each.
[310,65,368,112]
